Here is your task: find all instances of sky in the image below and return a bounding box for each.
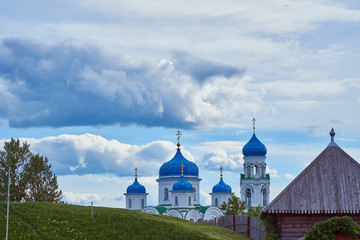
[0,0,360,208]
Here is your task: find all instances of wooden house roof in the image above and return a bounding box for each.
[262,129,360,217]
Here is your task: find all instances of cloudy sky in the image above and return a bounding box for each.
[1,0,360,207]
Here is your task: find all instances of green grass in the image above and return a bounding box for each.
[0,202,250,240]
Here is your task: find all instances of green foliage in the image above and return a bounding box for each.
[0,202,250,240]
[23,154,62,202]
[305,216,360,240]
[246,205,263,219]
[262,215,281,240]
[221,193,246,216]
[0,138,62,202]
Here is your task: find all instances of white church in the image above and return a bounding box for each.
[124,120,270,221]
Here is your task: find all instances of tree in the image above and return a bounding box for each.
[221,193,246,231]
[23,154,62,202]
[247,205,264,219]
[220,193,246,216]
[0,139,32,201]
[0,138,62,202]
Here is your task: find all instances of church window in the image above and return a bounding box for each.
[255,165,259,176]
[263,188,268,206]
[164,188,169,200]
[261,165,266,178]
[246,188,251,206]
[129,199,132,208]
[193,187,196,201]
[247,165,251,178]
[188,196,192,206]
[215,198,218,206]
[141,199,145,208]
[175,196,178,206]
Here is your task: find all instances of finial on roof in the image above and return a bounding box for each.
[181,163,184,177]
[135,167,138,180]
[176,130,182,150]
[328,128,339,147]
[252,118,256,134]
[220,167,223,179]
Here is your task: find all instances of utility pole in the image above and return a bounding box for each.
[6,165,10,240]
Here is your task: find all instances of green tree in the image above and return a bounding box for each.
[0,138,62,202]
[0,138,32,201]
[246,205,264,219]
[23,154,62,202]
[220,193,246,216]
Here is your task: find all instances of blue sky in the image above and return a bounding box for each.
[0,0,360,207]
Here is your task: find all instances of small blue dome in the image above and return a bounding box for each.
[172,176,194,192]
[159,150,199,178]
[242,133,267,157]
[212,178,232,193]
[126,179,146,194]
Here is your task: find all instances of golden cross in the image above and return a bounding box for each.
[135,167,138,179]
[176,130,182,150]
[252,118,256,134]
[181,163,184,177]
[220,167,223,179]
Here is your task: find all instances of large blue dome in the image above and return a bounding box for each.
[159,150,199,178]
[242,133,267,157]
[212,178,232,193]
[172,176,195,192]
[126,179,146,194]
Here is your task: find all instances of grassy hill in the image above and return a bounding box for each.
[0,202,250,239]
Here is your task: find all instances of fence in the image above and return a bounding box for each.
[201,215,266,240]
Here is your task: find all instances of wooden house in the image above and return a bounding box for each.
[261,129,360,240]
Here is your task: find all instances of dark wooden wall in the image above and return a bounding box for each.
[276,214,360,240]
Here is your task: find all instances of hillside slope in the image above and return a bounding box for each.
[0,202,250,239]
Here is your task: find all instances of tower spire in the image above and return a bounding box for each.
[176,130,182,150]
[220,167,223,179]
[252,118,256,134]
[328,128,338,147]
[134,167,138,180]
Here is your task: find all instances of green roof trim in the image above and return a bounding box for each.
[240,173,270,179]
[154,206,167,214]
[195,206,210,214]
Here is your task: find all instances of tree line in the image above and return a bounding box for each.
[0,138,62,202]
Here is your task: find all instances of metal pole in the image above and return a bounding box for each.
[6,166,10,240]
[91,202,93,219]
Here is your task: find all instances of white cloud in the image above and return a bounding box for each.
[200,190,211,206]
[266,167,279,178]
[284,173,295,179]
[199,148,243,171]
[14,134,190,176]
[63,192,106,204]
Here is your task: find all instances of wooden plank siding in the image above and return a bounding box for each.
[276,214,360,240]
[262,145,360,215]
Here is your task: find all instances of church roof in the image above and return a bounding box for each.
[262,129,360,217]
[159,149,199,178]
[212,178,232,193]
[126,179,146,194]
[242,133,267,157]
[172,176,195,192]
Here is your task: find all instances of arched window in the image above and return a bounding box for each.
[215,198,218,207]
[129,198,132,208]
[188,196,192,206]
[255,165,259,176]
[262,188,268,206]
[193,187,196,201]
[175,196,178,206]
[141,199,145,208]
[246,188,251,206]
[247,165,251,178]
[261,165,266,178]
[164,188,169,200]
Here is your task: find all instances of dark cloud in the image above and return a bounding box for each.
[170,50,244,84]
[0,37,250,129]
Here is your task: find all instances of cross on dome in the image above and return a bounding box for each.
[135,167,138,180]
[220,167,223,179]
[176,130,182,150]
[252,118,256,134]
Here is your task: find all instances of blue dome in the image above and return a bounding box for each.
[159,150,199,178]
[242,133,267,157]
[126,179,146,194]
[212,178,232,193]
[172,176,194,192]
